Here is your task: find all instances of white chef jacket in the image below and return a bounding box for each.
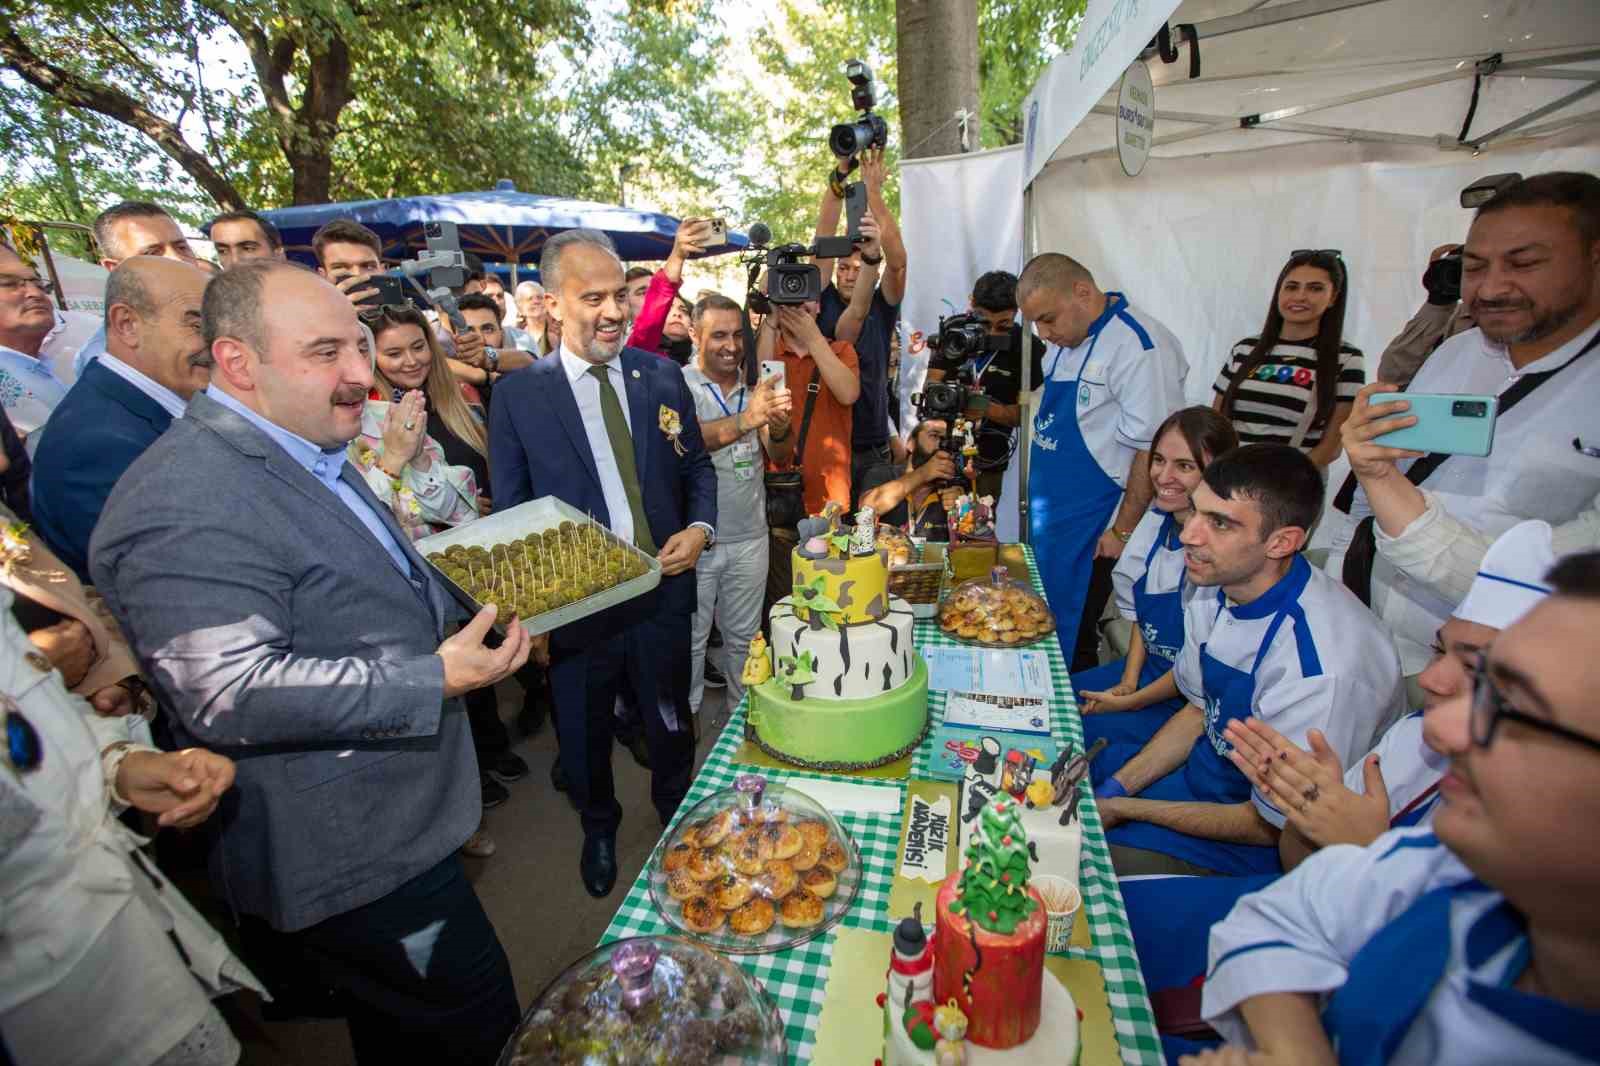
[1175,560,1405,827]
[1037,296,1187,488]
[1348,712,1445,827]
[1205,826,1600,1064]
[1111,506,1192,626]
[1333,319,1600,672]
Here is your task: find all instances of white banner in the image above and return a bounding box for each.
[899,145,1027,540]
[1021,0,1180,185]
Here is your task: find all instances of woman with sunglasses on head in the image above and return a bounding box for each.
[1072,406,1238,747]
[1213,250,1364,468]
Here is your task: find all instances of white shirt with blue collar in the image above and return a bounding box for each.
[1205,825,1600,1064]
[205,386,412,579]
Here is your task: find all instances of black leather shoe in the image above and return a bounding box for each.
[622,729,652,770]
[487,751,530,783]
[581,835,618,898]
[703,660,728,689]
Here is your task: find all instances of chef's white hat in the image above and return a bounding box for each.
[1453,520,1555,631]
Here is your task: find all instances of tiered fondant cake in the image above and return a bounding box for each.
[880,798,1080,1065]
[747,506,930,770]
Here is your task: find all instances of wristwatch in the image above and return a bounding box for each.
[860,251,883,266]
[689,521,716,550]
[484,346,500,372]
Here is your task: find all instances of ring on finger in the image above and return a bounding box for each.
[1303,784,1320,803]
[404,421,416,431]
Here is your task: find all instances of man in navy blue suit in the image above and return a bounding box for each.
[34,256,212,581]
[490,229,718,897]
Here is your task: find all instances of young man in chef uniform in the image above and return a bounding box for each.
[1194,550,1600,1066]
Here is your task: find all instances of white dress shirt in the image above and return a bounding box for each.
[560,345,636,545]
[95,352,188,420]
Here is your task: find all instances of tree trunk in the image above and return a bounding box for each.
[895,0,981,160]
[0,23,247,210]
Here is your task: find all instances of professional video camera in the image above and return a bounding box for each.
[741,222,855,313]
[1422,172,1521,304]
[912,313,1017,471]
[829,59,890,158]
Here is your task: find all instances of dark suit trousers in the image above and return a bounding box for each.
[549,610,696,837]
[287,855,519,1066]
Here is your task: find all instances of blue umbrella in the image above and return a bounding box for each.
[248,181,747,270]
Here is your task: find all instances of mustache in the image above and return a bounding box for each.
[1470,297,1530,312]
[331,385,368,405]
[188,350,215,368]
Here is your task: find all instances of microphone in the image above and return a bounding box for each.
[747,221,772,248]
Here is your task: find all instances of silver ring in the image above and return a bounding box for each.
[404,421,416,431]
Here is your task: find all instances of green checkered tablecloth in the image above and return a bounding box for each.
[601,546,1160,1065]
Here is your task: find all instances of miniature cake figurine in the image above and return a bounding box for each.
[747,503,930,770]
[878,798,1081,1065]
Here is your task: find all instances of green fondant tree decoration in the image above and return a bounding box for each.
[792,575,844,630]
[776,650,818,699]
[950,797,1037,935]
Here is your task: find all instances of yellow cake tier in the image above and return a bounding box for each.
[791,546,890,624]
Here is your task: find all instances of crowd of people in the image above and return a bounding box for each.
[0,163,1595,1066]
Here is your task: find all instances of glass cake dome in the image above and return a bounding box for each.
[938,565,1058,648]
[498,934,787,1065]
[648,774,861,954]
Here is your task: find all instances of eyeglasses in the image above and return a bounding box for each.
[1291,248,1343,260]
[0,274,49,294]
[1470,658,1600,754]
[356,302,420,325]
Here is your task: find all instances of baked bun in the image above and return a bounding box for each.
[681,896,724,934]
[667,869,706,902]
[662,842,695,874]
[730,831,767,876]
[819,840,850,873]
[687,847,725,882]
[779,888,825,928]
[727,897,776,936]
[760,823,804,861]
[796,820,831,852]
[800,865,837,899]
[696,809,736,848]
[712,874,754,911]
[791,839,822,872]
[753,859,798,900]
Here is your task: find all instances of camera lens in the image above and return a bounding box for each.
[829,121,869,158]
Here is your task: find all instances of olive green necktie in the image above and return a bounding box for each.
[586,364,656,554]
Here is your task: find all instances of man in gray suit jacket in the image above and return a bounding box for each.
[91,260,532,1066]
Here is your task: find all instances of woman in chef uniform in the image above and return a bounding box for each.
[1072,407,1238,746]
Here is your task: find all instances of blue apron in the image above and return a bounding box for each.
[1102,556,1315,875]
[1029,293,1131,661]
[1075,511,1187,749]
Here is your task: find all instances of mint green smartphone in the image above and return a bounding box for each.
[1374,393,1498,457]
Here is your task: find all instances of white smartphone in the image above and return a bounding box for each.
[759,359,786,390]
[707,217,728,245]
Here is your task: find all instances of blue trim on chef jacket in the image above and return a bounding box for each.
[1466,981,1600,1061]
[1206,938,1296,981]
[1380,831,1440,861]
[1473,571,1551,596]
[1464,896,1522,969]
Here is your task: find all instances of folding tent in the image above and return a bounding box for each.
[1014,0,1600,538]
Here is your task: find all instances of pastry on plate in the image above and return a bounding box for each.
[800,866,837,899]
[662,842,695,874]
[779,888,825,928]
[791,839,822,872]
[666,869,706,902]
[796,820,830,852]
[696,809,737,848]
[730,832,767,876]
[760,823,804,861]
[753,859,798,900]
[727,897,776,936]
[819,840,850,873]
[681,896,725,934]
[712,874,754,911]
[687,847,725,882]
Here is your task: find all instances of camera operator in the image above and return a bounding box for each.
[1375,243,1477,386]
[859,419,974,542]
[926,270,1046,505]
[814,148,907,504]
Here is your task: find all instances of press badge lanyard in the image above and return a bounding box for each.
[703,382,746,419]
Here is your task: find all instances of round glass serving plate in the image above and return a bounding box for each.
[647,774,862,955]
[937,565,1058,649]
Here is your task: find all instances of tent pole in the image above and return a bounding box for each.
[1467,81,1600,148]
[1142,0,1386,49]
[1492,49,1600,72]
[1017,181,1036,546]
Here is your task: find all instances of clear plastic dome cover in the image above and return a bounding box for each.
[938,565,1057,648]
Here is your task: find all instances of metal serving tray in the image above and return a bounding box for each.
[415,497,661,636]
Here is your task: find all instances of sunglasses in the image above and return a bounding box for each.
[1292,248,1343,259]
[1470,658,1600,755]
[356,302,421,326]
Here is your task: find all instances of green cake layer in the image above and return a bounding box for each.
[748,658,930,771]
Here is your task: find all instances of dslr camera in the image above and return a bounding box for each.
[1422,172,1521,304]
[829,59,890,158]
[911,313,1013,457]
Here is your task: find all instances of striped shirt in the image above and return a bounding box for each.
[1211,338,1364,450]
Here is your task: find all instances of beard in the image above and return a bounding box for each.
[584,322,625,361]
[1472,276,1591,345]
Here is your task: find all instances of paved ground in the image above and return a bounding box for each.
[226,679,734,1065]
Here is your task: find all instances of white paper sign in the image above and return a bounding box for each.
[924,646,1056,700]
[898,793,954,884]
[1117,60,1155,177]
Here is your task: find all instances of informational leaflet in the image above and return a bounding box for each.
[943,690,1052,736]
[923,646,1056,700]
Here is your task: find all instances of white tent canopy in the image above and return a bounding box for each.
[1013,0,1600,539]
[1027,0,1600,176]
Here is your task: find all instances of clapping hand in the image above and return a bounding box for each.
[1341,382,1423,480]
[116,747,237,829]
[380,391,428,474]
[1225,718,1390,849]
